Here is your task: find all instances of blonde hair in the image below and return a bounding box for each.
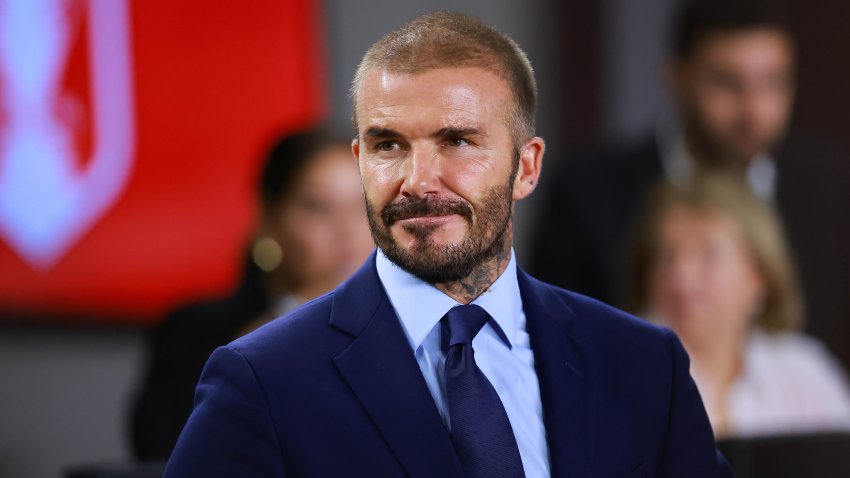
[627,173,803,332]
[350,11,537,143]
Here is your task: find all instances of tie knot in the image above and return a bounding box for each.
[443,304,490,348]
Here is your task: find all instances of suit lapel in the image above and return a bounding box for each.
[519,269,597,478]
[330,253,465,478]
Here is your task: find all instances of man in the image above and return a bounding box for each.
[531,0,850,369]
[166,12,731,477]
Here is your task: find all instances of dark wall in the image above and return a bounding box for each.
[788,1,850,156]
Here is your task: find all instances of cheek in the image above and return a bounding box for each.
[277,214,327,261]
[698,90,739,128]
[647,269,672,311]
[696,254,761,327]
[288,229,339,282]
[647,262,684,311]
[361,162,401,206]
[444,157,511,206]
[760,91,793,129]
[450,168,491,196]
[723,260,764,310]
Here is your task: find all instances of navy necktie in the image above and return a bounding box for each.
[442,304,525,478]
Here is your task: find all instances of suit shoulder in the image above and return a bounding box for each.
[534,279,687,390]
[226,291,344,363]
[534,278,673,349]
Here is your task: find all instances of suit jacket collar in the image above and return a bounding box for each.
[330,252,465,478]
[329,252,597,477]
[518,268,597,478]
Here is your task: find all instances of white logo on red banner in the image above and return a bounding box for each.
[0,0,135,270]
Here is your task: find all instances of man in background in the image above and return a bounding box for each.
[531,0,850,368]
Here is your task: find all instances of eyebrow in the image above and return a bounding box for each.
[363,126,484,141]
[364,127,401,139]
[432,127,481,138]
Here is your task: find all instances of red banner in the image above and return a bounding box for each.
[0,0,326,324]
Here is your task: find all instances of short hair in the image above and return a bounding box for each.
[258,127,349,212]
[627,173,804,333]
[351,11,537,142]
[671,0,793,59]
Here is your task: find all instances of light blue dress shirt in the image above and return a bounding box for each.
[375,249,551,477]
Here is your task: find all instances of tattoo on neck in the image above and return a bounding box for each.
[434,231,512,304]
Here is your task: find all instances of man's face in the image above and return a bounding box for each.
[352,67,538,283]
[673,28,795,165]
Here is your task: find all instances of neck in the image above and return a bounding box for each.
[434,228,513,304]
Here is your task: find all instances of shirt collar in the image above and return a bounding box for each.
[375,248,521,352]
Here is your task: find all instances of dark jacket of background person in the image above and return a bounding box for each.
[529,135,850,370]
[131,258,270,460]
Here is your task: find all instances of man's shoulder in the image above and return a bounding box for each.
[528,275,675,356]
[225,253,383,361]
[224,290,346,365]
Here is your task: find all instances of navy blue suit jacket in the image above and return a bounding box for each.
[165,253,731,477]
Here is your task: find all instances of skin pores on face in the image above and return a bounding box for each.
[648,206,766,352]
[674,28,795,166]
[352,67,524,284]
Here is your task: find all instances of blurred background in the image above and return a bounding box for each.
[1,0,848,476]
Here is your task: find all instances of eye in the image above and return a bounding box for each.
[445,137,468,147]
[377,141,400,152]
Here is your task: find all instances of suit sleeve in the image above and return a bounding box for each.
[164,345,287,478]
[659,330,735,478]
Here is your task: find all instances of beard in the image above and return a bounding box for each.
[365,180,514,284]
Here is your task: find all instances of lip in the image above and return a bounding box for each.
[396,214,457,227]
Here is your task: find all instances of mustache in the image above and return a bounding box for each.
[381,196,473,226]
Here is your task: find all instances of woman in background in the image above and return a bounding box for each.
[628,173,850,439]
[131,128,374,460]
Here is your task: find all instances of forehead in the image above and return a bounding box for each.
[355,67,512,133]
[692,28,793,71]
[659,205,741,242]
[286,146,358,192]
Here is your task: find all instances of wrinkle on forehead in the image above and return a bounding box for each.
[357,67,511,135]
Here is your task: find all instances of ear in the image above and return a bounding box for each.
[351,137,361,163]
[512,136,545,200]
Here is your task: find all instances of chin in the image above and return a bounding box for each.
[395,227,465,252]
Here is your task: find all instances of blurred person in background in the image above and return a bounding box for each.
[530,0,850,368]
[131,127,374,460]
[627,173,850,439]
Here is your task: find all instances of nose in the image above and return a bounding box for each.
[740,82,783,133]
[399,144,441,199]
[741,90,764,125]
